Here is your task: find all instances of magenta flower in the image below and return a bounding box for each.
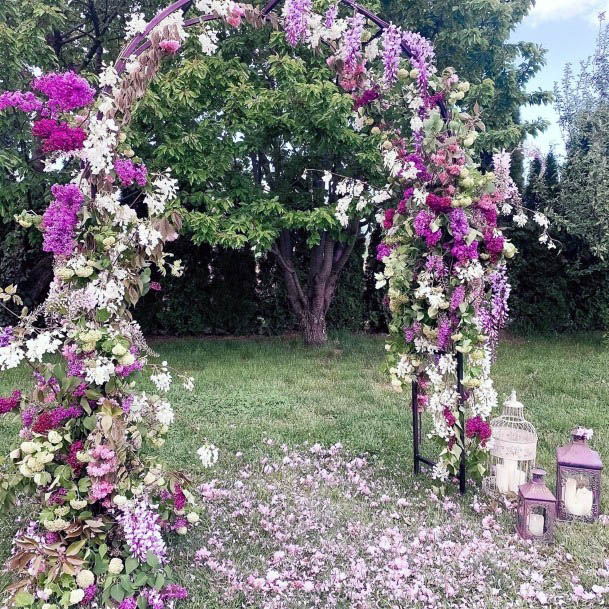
[465,416,492,446]
[114,158,148,187]
[0,390,21,415]
[32,71,95,113]
[159,40,181,54]
[41,183,84,256]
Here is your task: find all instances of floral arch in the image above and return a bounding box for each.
[0,1,550,607]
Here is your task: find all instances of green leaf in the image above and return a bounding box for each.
[146,552,159,569]
[14,591,34,607]
[125,557,139,575]
[111,585,125,603]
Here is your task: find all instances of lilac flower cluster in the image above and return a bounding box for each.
[382,24,402,87]
[114,159,148,187]
[32,71,95,114]
[424,255,445,277]
[437,317,453,350]
[117,499,168,563]
[450,239,478,265]
[450,285,465,312]
[32,119,86,153]
[87,445,117,477]
[482,264,511,357]
[353,86,380,110]
[413,210,441,246]
[118,599,137,609]
[41,183,84,256]
[342,13,365,73]
[0,91,43,113]
[376,243,393,261]
[63,344,85,377]
[404,153,432,182]
[283,0,311,46]
[449,208,470,240]
[324,3,338,28]
[0,326,13,347]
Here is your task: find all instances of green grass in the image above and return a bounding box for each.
[1,332,608,606]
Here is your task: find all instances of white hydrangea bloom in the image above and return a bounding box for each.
[125,13,148,39]
[197,443,219,468]
[25,332,62,362]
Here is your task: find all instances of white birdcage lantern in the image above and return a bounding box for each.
[486,391,537,496]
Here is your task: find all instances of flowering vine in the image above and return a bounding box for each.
[0,2,554,608]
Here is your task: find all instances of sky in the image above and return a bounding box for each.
[511,0,607,157]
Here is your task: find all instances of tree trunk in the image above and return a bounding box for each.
[301,310,328,346]
[272,224,359,347]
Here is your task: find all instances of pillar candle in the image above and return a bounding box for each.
[496,463,509,494]
[528,513,545,536]
[576,488,593,517]
[564,477,577,514]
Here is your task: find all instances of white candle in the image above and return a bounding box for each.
[564,478,577,514]
[576,488,593,517]
[496,463,509,494]
[528,513,545,536]
[508,468,526,494]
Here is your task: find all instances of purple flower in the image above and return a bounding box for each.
[142,588,164,609]
[376,243,393,261]
[437,317,453,350]
[449,208,470,241]
[342,13,365,73]
[483,229,504,256]
[32,71,95,113]
[0,91,43,113]
[118,598,137,609]
[161,585,188,601]
[117,499,167,563]
[353,87,380,110]
[413,210,441,247]
[21,407,35,428]
[32,119,86,153]
[450,285,466,312]
[324,3,338,28]
[41,183,84,256]
[114,158,148,187]
[283,0,311,46]
[0,326,13,347]
[82,585,97,605]
[0,390,21,415]
[425,255,445,277]
[382,24,402,87]
[451,240,478,264]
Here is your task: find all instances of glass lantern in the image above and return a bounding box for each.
[556,428,603,522]
[487,391,537,496]
[517,468,556,542]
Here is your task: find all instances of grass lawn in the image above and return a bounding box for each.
[1,332,608,607]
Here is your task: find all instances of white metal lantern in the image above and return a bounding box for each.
[486,391,537,496]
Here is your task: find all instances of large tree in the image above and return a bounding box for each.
[132,23,383,344]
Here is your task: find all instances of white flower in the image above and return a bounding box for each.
[138,224,162,253]
[170,259,184,277]
[113,495,128,507]
[533,212,549,229]
[183,376,195,391]
[150,369,172,393]
[513,212,527,227]
[187,512,199,524]
[76,569,95,589]
[431,461,449,482]
[155,400,174,426]
[199,29,219,55]
[69,590,85,605]
[0,343,25,370]
[47,431,62,444]
[25,332,62,362]
[108,558,124,574]
[84,357,115,385]
[197,443,219,468]
[125,12,147,38]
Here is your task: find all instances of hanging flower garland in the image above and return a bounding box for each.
[0,1,553,608]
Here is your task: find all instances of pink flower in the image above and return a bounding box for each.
[159,39,181,54]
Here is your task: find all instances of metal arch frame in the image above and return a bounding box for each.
[110,0,464,492]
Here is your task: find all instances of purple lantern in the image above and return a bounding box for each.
[517,468,556,541]
[556,428,603,522]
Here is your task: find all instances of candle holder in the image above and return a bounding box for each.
[517,468,556,542]
[556,428,603,522]
[486,391,537,496]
